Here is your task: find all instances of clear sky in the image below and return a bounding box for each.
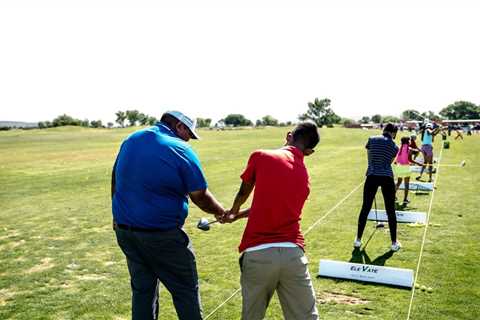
[1,0,479,124]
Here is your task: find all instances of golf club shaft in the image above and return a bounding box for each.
[207,220,219,226]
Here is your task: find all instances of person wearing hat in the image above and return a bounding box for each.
[111,111,226,320]
[416,122,440,182]
[354,123,402,252]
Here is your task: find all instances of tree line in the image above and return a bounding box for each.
[33,100,480,130]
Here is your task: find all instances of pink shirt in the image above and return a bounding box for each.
[396,144,410,165]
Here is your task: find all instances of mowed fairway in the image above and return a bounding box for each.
[0,126,479,320]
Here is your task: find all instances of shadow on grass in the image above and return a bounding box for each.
[412,191,431,196]
[349,248,393,266]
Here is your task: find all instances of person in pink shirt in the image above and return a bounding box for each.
[394,137,422,205]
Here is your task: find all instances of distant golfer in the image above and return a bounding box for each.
[111,111,226,320]
[354,123,401,252]
[394,136,422,205]
[416,122,439,182]
[409,134,420,160]
[225,122,320,320]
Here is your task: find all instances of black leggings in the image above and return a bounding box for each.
[357,175,397,243]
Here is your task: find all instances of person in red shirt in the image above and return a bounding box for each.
[225,122,320,320]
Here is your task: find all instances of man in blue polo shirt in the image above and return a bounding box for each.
[111,111,226,320]
[354,123,401,252]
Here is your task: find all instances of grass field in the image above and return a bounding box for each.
[0,126,479,320]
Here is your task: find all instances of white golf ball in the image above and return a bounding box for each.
[420,285,427,292]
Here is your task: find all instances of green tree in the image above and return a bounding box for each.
[299,98,340,127]
[342,118,357,127]
[126,110,140,126]
[107,122,114,128]
[421,111,442,122]
[224,114,253,127]
[90,120,103,128]
[52,114,81,127]
[196,118,212,128]
[138,113,149,126]
[261,115,279,126]
[115,111,127,127]
[147,116,157,125]
[382,115,401,123]
[440,101,480,120]
[401,109,423,121]
[38,121,46,129]
[360,116,370,124]
[80,119,90,127]
[371,114,382,123]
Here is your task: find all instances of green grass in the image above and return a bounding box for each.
[0,126,478,319]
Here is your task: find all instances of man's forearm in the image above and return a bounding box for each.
[231,181,254,214]
[191,189,224,215]
[111,164,116,199]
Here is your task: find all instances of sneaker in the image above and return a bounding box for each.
[391,242,402,252]
[353,239,362,248]
[403,199,410,204]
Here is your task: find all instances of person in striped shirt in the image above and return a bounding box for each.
[354,123,402,252]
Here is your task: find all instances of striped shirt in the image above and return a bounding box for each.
[365,134,399,177]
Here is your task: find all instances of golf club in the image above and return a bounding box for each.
[197,217,219,231]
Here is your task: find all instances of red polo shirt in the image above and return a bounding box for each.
[238,146,310,252]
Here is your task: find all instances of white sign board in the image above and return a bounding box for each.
[410,166,423,173]
[318,259,414,288]
[399,182,433,191]
[410,166,437,173]
[368,209,426,224]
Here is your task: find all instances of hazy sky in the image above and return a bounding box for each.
[1,0,479,124]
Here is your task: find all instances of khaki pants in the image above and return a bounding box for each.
[240,247,319,320]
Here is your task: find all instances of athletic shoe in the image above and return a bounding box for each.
[403,199,410,204]
[391,242,402,252]
[353,239,362,248]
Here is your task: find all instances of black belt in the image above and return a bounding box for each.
[113,222,169,233]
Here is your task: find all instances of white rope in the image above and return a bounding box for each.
[406,146,444,320]
[204,180,364,319]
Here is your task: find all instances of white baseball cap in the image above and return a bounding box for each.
[165,111,200,139]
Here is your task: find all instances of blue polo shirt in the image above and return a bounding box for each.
[365,134,398,177]
[112,123,207,229]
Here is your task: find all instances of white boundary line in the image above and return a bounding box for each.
[406,146,444,320]
[204,181,364,319]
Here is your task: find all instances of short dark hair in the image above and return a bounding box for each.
[292,121,320,149]
[400,136,410,145]
[160,113,180,130]
[383,123,398,134]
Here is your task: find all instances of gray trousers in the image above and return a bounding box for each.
[240,247,319,320]
[115,227,202,320]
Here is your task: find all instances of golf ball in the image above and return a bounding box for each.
[414,283,420,289]
[427,287,433,293]
[420,285,427,291]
